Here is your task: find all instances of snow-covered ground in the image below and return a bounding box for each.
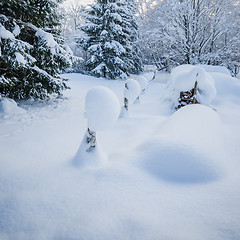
[0,69,240,240]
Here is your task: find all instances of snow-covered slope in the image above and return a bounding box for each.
[0,72,240,240]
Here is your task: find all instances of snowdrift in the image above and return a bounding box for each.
[136,104,225,183]
[0,97,25,118]
[210,72,240,103]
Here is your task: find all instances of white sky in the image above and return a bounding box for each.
[61,0,93,7]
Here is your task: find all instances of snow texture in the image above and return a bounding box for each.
[13,23,20,36]
[132,75,148,92]
[136,104,225,183]
[0,98,25,118]
[0,23,14,39]
[171,65,216,106]
[73,130,107,168]
[85,86,120,131]
[15,52,26,65]
[197,65,231,75]
[0,70,240,240]
[124,79,141,103]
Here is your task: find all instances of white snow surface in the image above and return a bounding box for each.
[124,78,141,103]
[132,75,148,92]
[0,98,25,118]
[15,52,27,65]
[85,86,120,131]
[171,65,216,106]
[0,70,240,240]
[13,23,21,37]
[0,23,14,39]
[73,130,107,168]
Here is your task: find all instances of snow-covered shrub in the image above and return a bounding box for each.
[74,86,120,167]
[133,75,148,93]
[170,65,216,108]
[120,79,141,117]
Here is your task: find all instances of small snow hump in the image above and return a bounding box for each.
[0,97,25,118]
[85,86,120,131]
[135,104,225,184]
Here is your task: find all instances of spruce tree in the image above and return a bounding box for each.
[0,0,72,100]
[77,0,130,79]
[119,0,143,74]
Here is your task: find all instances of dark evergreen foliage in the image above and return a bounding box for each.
[0,0,71,100]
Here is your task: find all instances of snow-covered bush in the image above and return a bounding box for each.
[120,79,141,117]
[74,86,120,167]
[134,75,148,93]
[170,65,216,108]
[85,86,120,131]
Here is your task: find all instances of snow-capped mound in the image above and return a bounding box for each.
[73,130,107,168]
[171,65,216,106]
[210,72,240,103]
[124,79,141,103]
[171,64,194,81]
[197,65,231,75]
[132,75,148,92]
[136,104,225,183]
[85,86,120,131]
[0,98,25,118]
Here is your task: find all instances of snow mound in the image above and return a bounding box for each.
[0,98,25,118]
[132,75,148,92]
[85,86,120,131]
[210,72,240,103]
[136,104,225,183]
[171,65,216,106]
[73,131,107,168]
[124,79,141,103]
[197,65,231,75]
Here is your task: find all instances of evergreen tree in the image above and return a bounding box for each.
[0,0,72,100]
[77,0,132,79]
[121,0,143,74]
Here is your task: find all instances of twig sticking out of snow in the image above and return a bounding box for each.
[86,128,96,152]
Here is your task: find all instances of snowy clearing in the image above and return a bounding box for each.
[0,70,240,240]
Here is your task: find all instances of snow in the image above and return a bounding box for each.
[73,130,107,168]
[124,79,141,103]
[15,52,27,65]
[35,29,56,49]
[132,75,148,92]
[85,86,120,131]
[135,104,225,183]
[211,72,240,103]
[0,98,25,119]
[0,23,14,39]
[35,29,60,55]
[0,69,240,240]
[13,23,20,36]
[197,64,231,75]
[171,65,216,106]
